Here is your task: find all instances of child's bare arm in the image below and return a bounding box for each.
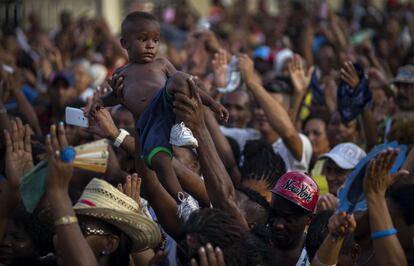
[84,77,123,117]
[198,84,229,122]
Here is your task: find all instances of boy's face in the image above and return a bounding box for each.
[121,19,160,63]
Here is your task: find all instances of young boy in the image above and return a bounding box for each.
[87,11,227,220]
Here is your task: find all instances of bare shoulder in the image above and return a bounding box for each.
[155,57,176,76]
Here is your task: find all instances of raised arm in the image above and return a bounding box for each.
[134,135,183,240]
[340,61,378,150]
[84,77,123,118]
[288,54,314,124]
[203,107,241,186]
[237,54,303,160]
[6,70,42,136]
[172,157,210,207]
[0,119,33,241]
[312,212,356,266]
[173,78,249,229]
[46,123,98,266]
[363,149,408,266]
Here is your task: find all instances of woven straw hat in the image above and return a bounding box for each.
[73,178,161,251]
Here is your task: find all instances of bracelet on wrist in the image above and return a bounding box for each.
[113,129,130,148]
[314,253,337,266]
[370,228,397,240]
[55,215,78,226]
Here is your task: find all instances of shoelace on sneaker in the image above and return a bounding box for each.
[177,192,199,222]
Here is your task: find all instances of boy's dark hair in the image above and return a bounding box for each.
[389,184,414,225]
[241,139,286,189]
[121,11,158,38]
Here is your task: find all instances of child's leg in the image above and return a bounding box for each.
[151,152,184,202]
[166,72,198,147]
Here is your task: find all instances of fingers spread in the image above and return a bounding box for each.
[24,124,32,153]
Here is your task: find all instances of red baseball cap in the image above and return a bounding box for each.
[271,171,320,213]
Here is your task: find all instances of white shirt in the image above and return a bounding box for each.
[220,126,312,172]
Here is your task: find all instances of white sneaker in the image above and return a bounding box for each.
[170,122,198,148]
[177,192,200,222]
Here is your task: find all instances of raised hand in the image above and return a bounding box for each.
[209,100,229,123]
[236,54,255,84]
[83,79,114,118]
[288,54,314,95]
[4,118,33,189]
[212,49,228,88]
[328,212,356,238]
[191,243,225,266]
[173,77,205,131]
[363,148,409,197]
[86,108,119,140]
[317,193,338,212]
[340,61,360,88]
[45,122,74,194]
[117,173,143,208]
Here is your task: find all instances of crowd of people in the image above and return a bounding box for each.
[0,0,414,265]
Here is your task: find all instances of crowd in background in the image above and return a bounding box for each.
[0,0,414,265]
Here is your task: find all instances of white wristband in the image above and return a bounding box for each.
[113,129,130,148]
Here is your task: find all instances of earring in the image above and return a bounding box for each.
[101,250,107,256]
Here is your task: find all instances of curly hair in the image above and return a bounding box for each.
[241,139,286,189]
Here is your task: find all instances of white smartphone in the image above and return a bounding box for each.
[65,107,89,128]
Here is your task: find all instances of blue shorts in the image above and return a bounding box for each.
[136,79,175,167]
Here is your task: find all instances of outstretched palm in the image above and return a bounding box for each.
[288,54,314,95]
[4,118,33,190]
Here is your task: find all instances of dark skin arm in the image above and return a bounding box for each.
[363,149,408,266]
[0,119,33,241]
[203,107,241,186]
[134,135,183,240]
[340,61,378,150]
[173,79,249,230]
[46,123,98,266]
[237,54,303,160]
[288,54,314,125]
[172,157,210,207]
[84,77,123,118]
[5,70,42,136]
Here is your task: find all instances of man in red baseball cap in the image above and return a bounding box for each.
[268,171,320,265]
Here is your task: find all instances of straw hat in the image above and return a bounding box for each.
[73,178,161,251]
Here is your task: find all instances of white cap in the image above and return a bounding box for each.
[321,143,366,170]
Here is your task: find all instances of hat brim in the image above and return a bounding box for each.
[75,207,161,251]
[320,153,355,170]
[391,78,414,84]
[271,191,313,213]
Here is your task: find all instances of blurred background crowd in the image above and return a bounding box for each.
[0,0,414,265]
